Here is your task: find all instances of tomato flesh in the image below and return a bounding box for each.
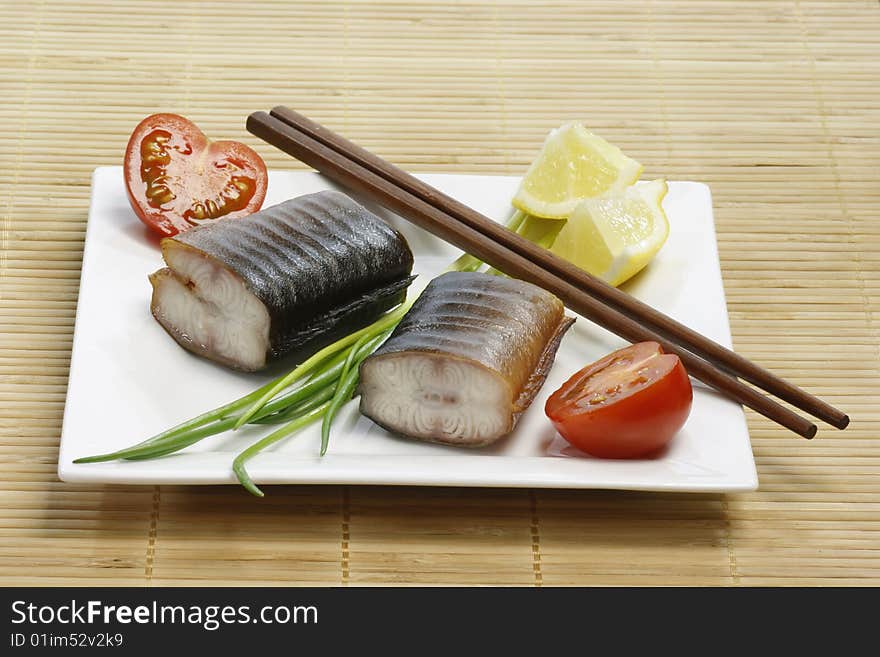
[545,341,693,458]
[124,113,267,237]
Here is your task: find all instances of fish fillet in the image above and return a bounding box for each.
[359,271,574,447]
[150,190,414,371]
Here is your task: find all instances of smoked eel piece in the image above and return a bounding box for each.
[359,271,574,447]
[149,190,414,371]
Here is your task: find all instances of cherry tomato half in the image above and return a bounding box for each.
[123,113,268,237]
[545,341,693,458]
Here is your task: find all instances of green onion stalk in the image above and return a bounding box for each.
[75,209,546,496]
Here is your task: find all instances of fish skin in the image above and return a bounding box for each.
[154,190,414,369]
[360,271,574,446]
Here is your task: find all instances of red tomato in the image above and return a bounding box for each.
[545,341,693,458]
[123,113,268,237]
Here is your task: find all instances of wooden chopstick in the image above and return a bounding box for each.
[267,106,848,432]
[247,110,819,439]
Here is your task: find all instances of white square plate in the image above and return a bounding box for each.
[58,167,757,492]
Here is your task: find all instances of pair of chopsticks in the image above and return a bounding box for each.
[246,106,849,440]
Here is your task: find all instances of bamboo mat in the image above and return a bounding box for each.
[1,0,878,586]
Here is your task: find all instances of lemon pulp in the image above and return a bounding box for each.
[549,179,669,287]
[512,122,642,219]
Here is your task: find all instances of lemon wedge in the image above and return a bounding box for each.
[549,179,669,287]
[512,123,643,219]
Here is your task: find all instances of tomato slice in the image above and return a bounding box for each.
[123,113,268,237]
[545,341,693,458]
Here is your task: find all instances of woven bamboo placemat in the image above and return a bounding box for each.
[1,0,877,586]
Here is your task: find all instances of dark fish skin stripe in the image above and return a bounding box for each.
[272,275,415,361]
[369,271,572,408]
[167,190,414,365]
